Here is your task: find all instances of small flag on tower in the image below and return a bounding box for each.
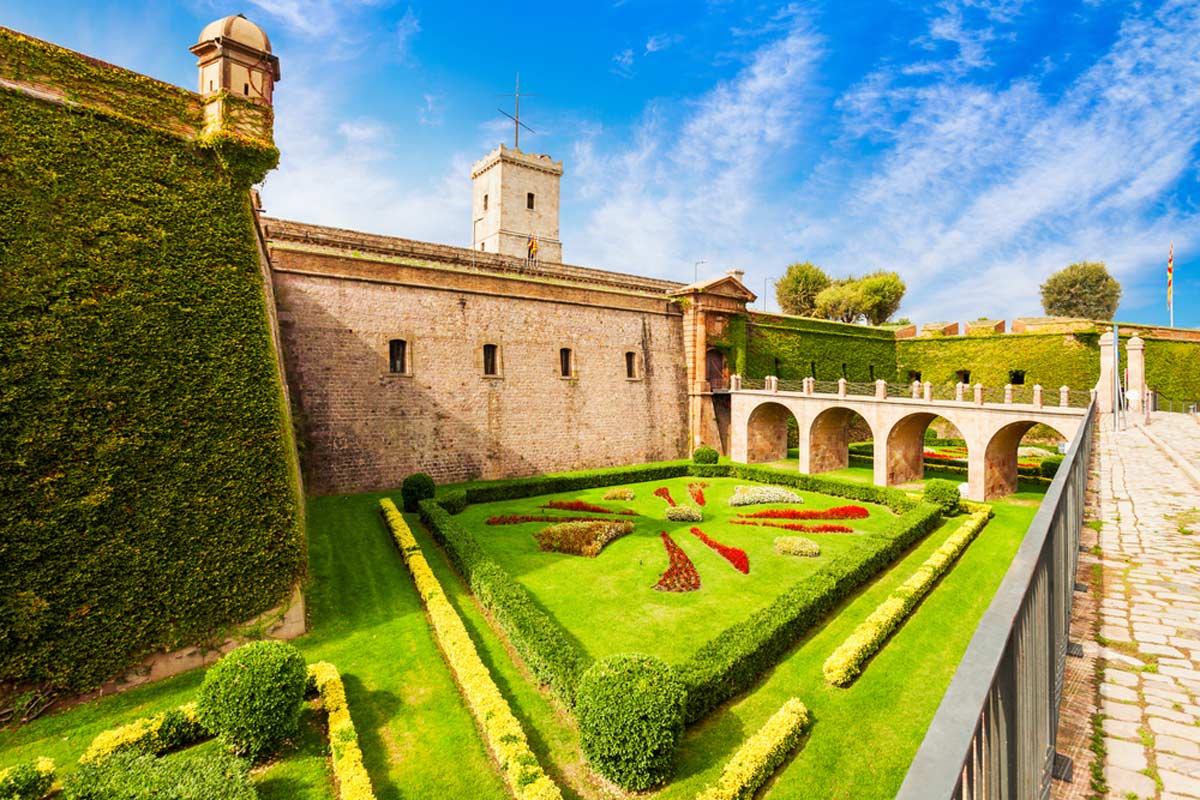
[527,234,538,260]
[1168,242,1175,328]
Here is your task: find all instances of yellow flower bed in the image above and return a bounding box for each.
[0,757,55,800]
[695,698,810,800]
[80,703,205,764]
[380,499,562,800]
[308,661,375,800]
[823,509,990,686]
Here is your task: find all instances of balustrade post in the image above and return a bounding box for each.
[974,383,984,405]
[768,375,778,393]
[1004,384,1013,404]
[838,378,847,398]
[803,377,813,396]
[1060,386,1070,408]
[1033,384,1043,408]
[911,380,921,399]
[923,381,933,402]
[875,379,887,399]
[956,382,965,402]
[730,374,742,391]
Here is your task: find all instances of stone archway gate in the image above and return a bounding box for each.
[728,377,1091,500]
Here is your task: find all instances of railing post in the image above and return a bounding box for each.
[1033,384,1043,408]
[876,379,887,399]
[1004,383,1013,404]
[974,383,984,405]
[838,378,847,398]
[803,377,813,395]
[1060,386,1070,408]
[923,381,933,402]
[730,374,742,391]
[956,382,965,402]
[911,380,921,399]
[767,375,778,393]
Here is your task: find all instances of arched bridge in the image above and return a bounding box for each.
[727,377,1092,501]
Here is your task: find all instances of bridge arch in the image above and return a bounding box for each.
[884,412,968,485]
[980,419,1070,500]
[744,401,796,464]
[804,406,878,475]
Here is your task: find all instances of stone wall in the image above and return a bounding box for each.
[266,219,688,493]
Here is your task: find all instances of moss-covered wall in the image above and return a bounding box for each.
[0,30,303,697]
[742,313,898,382]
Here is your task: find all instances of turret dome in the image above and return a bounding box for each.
[197,14,271,53]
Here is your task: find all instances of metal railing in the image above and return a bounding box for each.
[895,398,1095,800]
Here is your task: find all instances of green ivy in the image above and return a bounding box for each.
[897,333,1100,389]
[745,313,898,382]
[0,44,302,698]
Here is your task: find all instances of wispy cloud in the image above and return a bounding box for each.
[395,6,421,60]
[418,93,442,126]
[611,47,635,78]
[645,33,683,54]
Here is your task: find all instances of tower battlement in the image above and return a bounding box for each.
[470,143,564,263]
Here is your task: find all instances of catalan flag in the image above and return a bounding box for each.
[527,234,538,259]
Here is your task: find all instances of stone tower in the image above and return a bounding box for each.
[470,144,563,263]
[190,15,280,106]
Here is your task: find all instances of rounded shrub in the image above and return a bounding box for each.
[401,472,436,512]
[576,653,686,790]
[923,479,961,515]
[197,641,307,761]
[1040,454,1064,478]
[692,445,719,464]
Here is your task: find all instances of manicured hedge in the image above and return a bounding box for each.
[418,500,588,705]
[0,30,303,698]
[198,641,308,761]
[0,758,55,800]
[823,509,990,686]
[65,750,256,800]
[309,661,375,800]
[696,698,811,800]
[81,703,207,764]
[677,502,944,722]
[689,464,915,513]
[454,462,692,504]
[381,500,563,800]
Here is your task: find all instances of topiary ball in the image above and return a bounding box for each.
[1040,454,1064,478]
[692,445,719,465]
[923,479,961,515]
[401,472,436,512]
[576,653,686,790]
[197,641,307,761]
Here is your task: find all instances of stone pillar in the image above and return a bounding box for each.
[1004,384,1013,404]
[911,381,921,399]
[974,383,984,405]
[1032,384,1043,409]
[923,381,932,402]
[803,377,813,395]
[875,379,887,399]
[767,375,778,393]
[730,374,742,391]
[1126,335,1146,413]
[1061,386,1071,408]
[955,382,965,402]
[838,378,847,397]
[1097,330,1115,413]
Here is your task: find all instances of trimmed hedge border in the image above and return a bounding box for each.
[695,698,811,800]
[80,703,207,765]
[822,509,991,687]
[677,501,944,721]
[418,500,588,706]
[381,500,563,800]
[309,661,376,800]
[847,453,1052,485]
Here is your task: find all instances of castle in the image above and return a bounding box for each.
[1,15,1198,699]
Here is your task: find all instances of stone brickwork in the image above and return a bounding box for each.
[471,144,564,262]
[265,218,687,493]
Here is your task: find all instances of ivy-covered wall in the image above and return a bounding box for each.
[0,31,304,697]
[897,333,1100,390]
[743,313,898,382]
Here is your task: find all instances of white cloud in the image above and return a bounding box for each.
[395,6,421,59]
[645,33,683,54]
[418,93,442,126]
[611,48,635,78]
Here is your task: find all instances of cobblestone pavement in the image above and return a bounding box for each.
[1095,413,1200,800]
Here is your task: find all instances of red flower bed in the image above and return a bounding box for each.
[654,532,700,592]
[541,500,617,514]
[739,505,869,521]
[732,519,854,534]
[487,514,611,525]
[689,527,748,574]
[687,482,709,506]
[653,487,676,507]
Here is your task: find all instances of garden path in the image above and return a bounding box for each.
[1093,413,1200,800]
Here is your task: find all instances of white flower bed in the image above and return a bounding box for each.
[774,536,820,557]
[728,485,803,507]
[665,505,703,522]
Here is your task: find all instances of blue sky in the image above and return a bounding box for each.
[5,0,1199,328]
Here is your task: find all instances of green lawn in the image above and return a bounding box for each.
[0,464,1046,800]
[455,476,898,663]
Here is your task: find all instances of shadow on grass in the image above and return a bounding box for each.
[341,673,404,800]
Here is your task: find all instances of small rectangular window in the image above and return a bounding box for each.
[483,344,499,376]
[389,339,408,374]
[957,369,972,385]
[869,365,875,381]
[527,192,535,210]
[483,194,488,211]
[625,351,637,379]
[1009,369,1026,385]
[560,348,573,378]
[907,370,922,382]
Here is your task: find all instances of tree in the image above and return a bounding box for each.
[775,262,831,316]
[1040,261,1122,319]
[814,281,866,323]
[856,271,907,325]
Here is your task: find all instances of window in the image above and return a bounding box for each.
[773,357,781,376]
[1009,369,1026,385]
[483,194,489,212]
[956,369,972,385]
[907,370,922,382]
[625,351,637,379]
[527,192,535,210]
[810,361,816,378]
[480,243,485,251]
[559,348,573,378]
[243,82,249,96]
[388,339,408,374]
[483,344,499,376]
[841,363,848,379]
[869,365,876,381]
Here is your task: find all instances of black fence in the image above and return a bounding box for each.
[895,398,1096,800]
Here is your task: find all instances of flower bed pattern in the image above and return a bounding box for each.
[687,482,709,506]
[535,520,634,557]
[540,500,635,515]
[732,520,855,534]
[487,514,613,526]
[665,504,702,522]
[774,537,820,557]
[602,488,635,501]
[653,486,676,507]
[739,505,868,521]
[728,485,804,506]
[654,532,700,592]
[690,528,748,574]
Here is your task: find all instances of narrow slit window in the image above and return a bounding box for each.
[1008,369,1026,385]
[560,348,573,377]
[869,365,875,381]
[625,351,637,379]
[908,369,922,383]
[389,339,408,374]
[957,369,972,385]
[810,361,816,378]
[841,363,848,378]
[483,194,489,212]
[527,192,535,210]
[243,82,250,96]
[483,344,499,376]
